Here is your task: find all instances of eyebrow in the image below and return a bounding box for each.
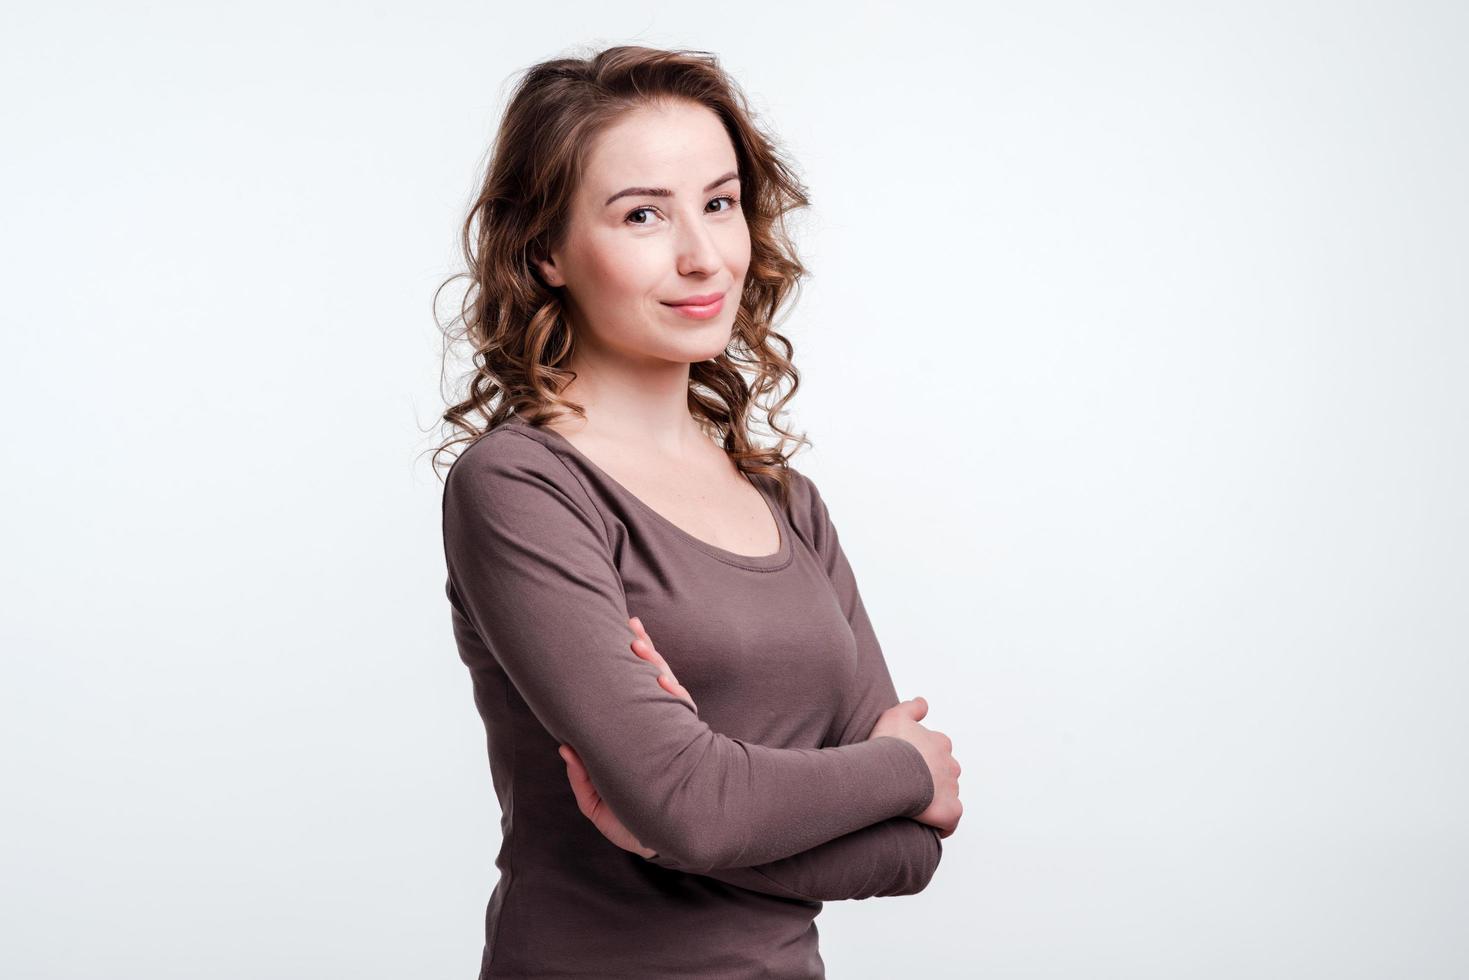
[603,170,740,207]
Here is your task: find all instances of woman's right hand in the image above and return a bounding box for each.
[629,616,695,710]
[870,696,963,839]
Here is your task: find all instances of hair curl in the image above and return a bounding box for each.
[428,44,818,503]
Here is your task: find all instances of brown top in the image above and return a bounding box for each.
[441,416,941,979]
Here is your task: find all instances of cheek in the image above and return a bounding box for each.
[723,224,753,278]
[580,235,660,302]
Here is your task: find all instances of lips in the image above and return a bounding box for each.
[663,291,725,307]
[661,291,726,320]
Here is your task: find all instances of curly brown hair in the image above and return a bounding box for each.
[429,44,819,504]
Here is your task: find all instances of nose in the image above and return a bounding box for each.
[674,217,723,278]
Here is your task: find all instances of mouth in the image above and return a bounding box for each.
[664,291,725,307]
[660,290,726,320]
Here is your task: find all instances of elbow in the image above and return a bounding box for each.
[574,739,728,871]
[638,827,724,875]
[628,800,729,874]
[645,824,734,875]
[877,826,944,898]
[908,828,944,894]
[890,867,937,897]
[626,760,749,873]
[870,866,936,899]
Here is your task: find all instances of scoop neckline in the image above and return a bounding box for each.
[506,418,795,572]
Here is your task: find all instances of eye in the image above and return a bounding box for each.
[623,195,741,226]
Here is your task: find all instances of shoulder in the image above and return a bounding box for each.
[445,423,588,493]
[775,462,837,552]
[442,424,599,529]
[778,462,818,510]
[440,426,619,576]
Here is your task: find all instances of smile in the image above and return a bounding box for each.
[661,294,725,319]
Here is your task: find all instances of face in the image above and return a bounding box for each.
[534,100,751,366]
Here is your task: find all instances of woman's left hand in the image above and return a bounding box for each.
[560,615,697,859]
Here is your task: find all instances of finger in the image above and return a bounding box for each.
[631,636,667,668]
[654,659,686,698]
[630,635,691,707]
[559,747,592,813]
[632,638,679,685]
[631,639,675,683]
[559,744,587,787]
[658,673,697,709]
[559,746,601,812]
[630,637,661,664]
[629,616,649,641]
[633,638,688,700]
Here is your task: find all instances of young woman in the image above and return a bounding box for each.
[435,44,963,979]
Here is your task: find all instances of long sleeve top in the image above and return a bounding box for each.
[441,416,941,979]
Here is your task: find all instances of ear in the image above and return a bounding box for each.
[532,246,564,288]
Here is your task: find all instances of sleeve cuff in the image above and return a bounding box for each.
[866,735,934,817]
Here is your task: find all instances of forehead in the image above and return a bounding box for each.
[582,102,737,194]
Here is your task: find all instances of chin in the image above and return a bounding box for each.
[652,324,733,364]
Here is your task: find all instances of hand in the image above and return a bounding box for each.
[870,696,963,839]
[630,614,696,710]
[560,616,697,859]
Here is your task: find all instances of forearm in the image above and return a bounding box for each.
[444,437,935,872]
[650,469,948,901]
[646,817,942,901]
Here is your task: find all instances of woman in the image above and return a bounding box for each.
[435,44,963,979]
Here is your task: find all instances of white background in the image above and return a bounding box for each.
[3,2,1465,977]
